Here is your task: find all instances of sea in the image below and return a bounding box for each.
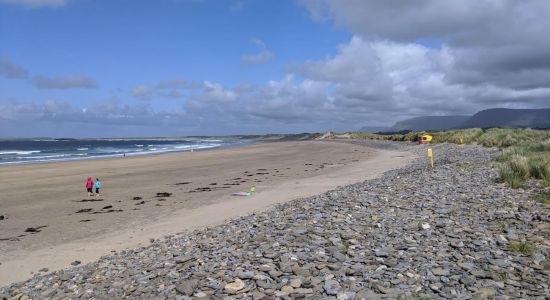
[0,138,251,165]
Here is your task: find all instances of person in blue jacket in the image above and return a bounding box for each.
[94,178,102,196]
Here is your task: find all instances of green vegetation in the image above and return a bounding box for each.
[431,128,484,144]
[535,191,550,205]
[347,128,550,188]
[508,241,538,254]
[423,128,550,148]
[349,131,419,142]
[496,139,550,187]
[498,163,526,188]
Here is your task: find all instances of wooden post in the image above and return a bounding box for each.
[428,147,434,169]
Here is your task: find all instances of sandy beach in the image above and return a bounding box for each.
[0,141,412,286]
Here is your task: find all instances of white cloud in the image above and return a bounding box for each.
[186,34,550,130]
[241,39,274,65]
[300,0,550,45]
[157,79,188,89]
[299,1,550,88]
[292,0,550,124]
[127,1,549,131]
[0,57,28,79]
[131,85,155,99]
[201,81,236,103]
[5,32,548,134]
[230,0,245,11]
[131,78,194,100]
[0,0,67,8]
[0,99,172,125]
[32,74,97,89]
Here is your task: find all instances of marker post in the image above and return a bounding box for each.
[428,147,434,169]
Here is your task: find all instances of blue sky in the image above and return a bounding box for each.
[0,0,548,137]
[1,0,348,111]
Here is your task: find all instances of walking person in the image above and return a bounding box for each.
[94,178,102,196]
[85,177,94,197]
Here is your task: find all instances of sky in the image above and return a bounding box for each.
[0,0,549,138]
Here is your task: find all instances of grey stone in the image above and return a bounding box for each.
[175,279,198,296]
[431,268,450,276]
[324,279,341,295]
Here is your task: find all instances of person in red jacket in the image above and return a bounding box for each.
[86,177,94,197]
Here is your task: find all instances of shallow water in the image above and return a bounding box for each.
[0,138,250,165]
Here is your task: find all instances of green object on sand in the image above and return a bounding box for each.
[232,191,251,196]
[232,187,256,196]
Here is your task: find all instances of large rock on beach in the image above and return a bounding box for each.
[224,278,245,294]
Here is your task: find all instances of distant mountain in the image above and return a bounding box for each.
[358,126,391,132]
[385,108,550,131]
[460,108,550,129]
[391,115,470,131]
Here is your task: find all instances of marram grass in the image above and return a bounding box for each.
[508,241,538,255]
[498,163,526,188]
[351,128,550,188]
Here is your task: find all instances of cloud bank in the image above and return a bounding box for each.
[131,79,193,100]
[32,74,97,89]
[183,0,550,131]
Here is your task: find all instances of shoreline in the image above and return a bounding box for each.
[0,140,413,286]
[0,139,253,167]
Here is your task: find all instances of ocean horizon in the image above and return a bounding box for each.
[0,138,252,165]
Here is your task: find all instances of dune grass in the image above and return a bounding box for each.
[495,140,550,187]
[350,131,420,142]
[431,128,484,144]
[437,129,550,188]
[350,128,550,188]
[429,128,550,148]
[508,241,538,255]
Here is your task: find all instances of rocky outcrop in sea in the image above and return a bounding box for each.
[2,141,548,299]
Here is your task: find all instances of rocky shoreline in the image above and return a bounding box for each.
[2,141,549,299]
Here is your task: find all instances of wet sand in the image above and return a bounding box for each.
[0,141,412,286]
